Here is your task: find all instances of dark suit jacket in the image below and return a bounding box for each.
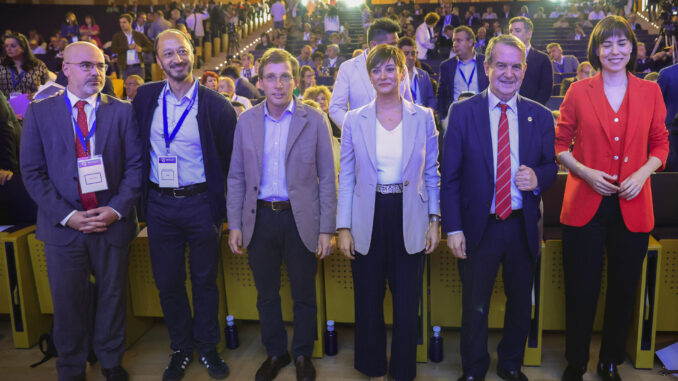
[133,81,237,224]
[658,63,678,130]
[436,14,461,32]
[413,68,436,110]
[235,77,261,100]
[110,31,153,70]
[441,90,558,257]
[437,54,490,118]
[0,92,20,172]
[56,71,116,98]
[559,76,576,96]
[520,47,553,105]
[20,93,143,246]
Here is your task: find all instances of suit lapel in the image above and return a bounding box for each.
[359,101,378,171]
[587,73,613,145]
[477,91,494,176]
[623,74,642,154]
[93,94,112,156]
[516,95,532,166]
[401,100,417,172]
[249,103,266,173]
[285,102,308,160]
[57,93,77,159]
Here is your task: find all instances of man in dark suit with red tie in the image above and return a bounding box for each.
[20,41,143,381]
[441,34,558,381]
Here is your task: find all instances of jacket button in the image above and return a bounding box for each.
[614,136,619,141]
[613,155,619,160]
[251,209,255,214]
[624,157,629,162]
[254,186,258,191]
[73,177,78,181]
[404,180,410,186]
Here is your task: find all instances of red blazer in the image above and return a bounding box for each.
[555,73,669,232]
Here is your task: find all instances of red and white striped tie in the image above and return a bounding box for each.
[495,103,512,220]
[74,100,98,211]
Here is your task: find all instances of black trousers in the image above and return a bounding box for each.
[562,194,649,367]
[45,234,129,380]
[146,189,222,354]
[459,214,535,378]
[247,206,318,358]
[352,193,425,381]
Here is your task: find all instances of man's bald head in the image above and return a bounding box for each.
[63,41,106,99]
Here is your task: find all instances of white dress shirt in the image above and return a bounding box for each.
[259,99,295,201]
[124,31,140,65]
[376,119,403,184]
[453,56,479,100]
[149,80,206,186]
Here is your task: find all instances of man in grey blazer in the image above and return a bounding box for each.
[547,42,580,84]
[20,41,142,381]
[227,48,336,381]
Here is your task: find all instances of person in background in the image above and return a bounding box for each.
[240,53,255,80]
[519,5,531,18]
[547,42,580,82]
[534,7,546,19]
[415,13,440,60]
[555,16,669,381]
[560,61,594,96]
[323,44,344,71]
[324,6,340,41]
[336,44,440,381]
[302,85,340,138]
[297,45,315,68]
[111,13,153,80]
[124,74,144,101]
[397,37,436,111]
[510,16,553,105]
[294,65,316,99]
[255,33,272,51]
[148,10,172,41]
[553,15,570,28]
[61,12,79,43]
[79,15,102,48]
[200,71,219,91]
[218,76,252,110]
[271,0,286,30]
[230,100,246,116]
[569,23,587,41]
[657,62,678,171]
[482,6,498,20]
[185,7,209,47]
[0,33,49,97]
[220,64,261,99]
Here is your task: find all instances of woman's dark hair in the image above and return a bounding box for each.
[1,33,41,72]
[84,15,96,26]
[587,15,637,72]
[366,44,405,73]
[260,33,269,43]
[327,6,339,18]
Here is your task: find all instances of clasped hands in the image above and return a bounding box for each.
[66,206,119,234]
[582,167,648,200]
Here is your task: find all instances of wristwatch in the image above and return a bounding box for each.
[429,215,441,223]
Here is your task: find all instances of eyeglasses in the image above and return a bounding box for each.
[263,73,293,85]
[65,61,108,72]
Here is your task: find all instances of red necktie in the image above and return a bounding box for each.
[74,100,98,211]
[495,103,512,220]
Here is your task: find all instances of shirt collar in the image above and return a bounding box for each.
[488,88,518,112]
[264,97,295,121]
[458,54,477,65]
[163,77,198,103]
[66,88,98,109]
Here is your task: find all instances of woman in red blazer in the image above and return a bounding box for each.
[555,16,669,381]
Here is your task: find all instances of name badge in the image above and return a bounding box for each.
[127,49,138,63]
[77,155,108,193]
[158,155,179,188]
[9,92,21,99]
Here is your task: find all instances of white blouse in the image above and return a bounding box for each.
[376,119,403,185]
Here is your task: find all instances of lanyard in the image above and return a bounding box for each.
[411,72,419,102]
[555,61,564,73]
[162,81,198,154]
[11,68,24,89]
[458,62,476,90]
[65,94,100,157]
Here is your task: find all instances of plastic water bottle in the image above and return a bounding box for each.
[430,326,443,362]
[324,320,338,356]
[225,315,240,349]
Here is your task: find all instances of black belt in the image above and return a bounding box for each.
[127,63,142,67]
[149,181,208,198]
[257,199,291,211]
[489,209,523,220]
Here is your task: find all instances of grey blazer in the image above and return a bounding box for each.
[20,93,143,246]
[336,99,440,254]
[227,101,337,252]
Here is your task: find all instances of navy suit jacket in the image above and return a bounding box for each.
[658,63,678,131]
[519,48,553,105]
[441,90,558,257]
[437,54,489,118]
[20,93,143,246]
[132,81,238,224]
[235,77,261,100]
[413,68,437,110]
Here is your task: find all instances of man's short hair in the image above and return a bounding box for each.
[453,26,475,42]
[327,44,340,54]
[154,10,164,17]
[311,51,324,61]
[120,13,133,24]
[577,61,592,72]
[258,48,300,79]
[367,17,401,44]
[125,74,144,84]
[220,65,241,79]
[302,44,312,52]
[546,42,562,51]
[443,25,455,34]
[242,53,254,61]
[509,16,533,33]
[396,36,415,49]
[424,12,441,25]
[637,41,646,48]
[485,34,527,66]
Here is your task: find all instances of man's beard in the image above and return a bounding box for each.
[161,60,192,81]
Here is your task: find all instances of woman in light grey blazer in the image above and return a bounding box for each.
[336,45,441,381]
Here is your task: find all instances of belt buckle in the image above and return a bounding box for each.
[171,188,186,198]
[271,201,282,211]
[495,213,501,220]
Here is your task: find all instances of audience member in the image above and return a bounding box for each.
[437,26,489,118]
[111,13,153,79]
[323,44,343,71]
[200,71,219,91]
[475,27,488,54]
[510,17,553,105]
[482,7,498,20]
[398,37,436,110]
[61,12,79,43]
[416,13,439,60]
[560,61,594,96]
[438,25,454,49]
[519,5,531,19]
[218,76,252,110]
[312,51,329,76]
[124,74,143,100]
[534,7,547,19]
[240,53,255,80]
[148,10,172,40]
[438,4,461,32]
[550,6,564,19]
[588,5,606,20]
[221,64,261,99]
[657,63,678,171]
[30,39,46,55]
[255,33,272,51]
[500,4,514,21]
[0,33,49,97]
[553,15,570,29]
[185,7,210,46]
[295,65,316,99]
[79,15,102,48]
[547,43,580,81]
[271,0,286,29]
[230,100,246,116]
[569,23,587,40]
[297,45,315,68]
[324,6,340,40]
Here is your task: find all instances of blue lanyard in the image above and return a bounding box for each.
[555,61,564,73]
[458,62,476,90]
[162,81,198,154]
[11,68,24,89]
[64,94,100,157]
[411,72,418,102]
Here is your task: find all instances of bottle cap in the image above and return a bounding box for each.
[327,320,335,326]
[227,315,234,322]
[433,326,441,333]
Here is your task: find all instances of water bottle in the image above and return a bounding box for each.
[429,326,443,363]
[324,320,338,356]
[225,315,240,349]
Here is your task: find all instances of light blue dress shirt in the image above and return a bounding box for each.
[487,90,522,212]
[258,99,295,201]
[453,56,480,101]
[149,79,206,186]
